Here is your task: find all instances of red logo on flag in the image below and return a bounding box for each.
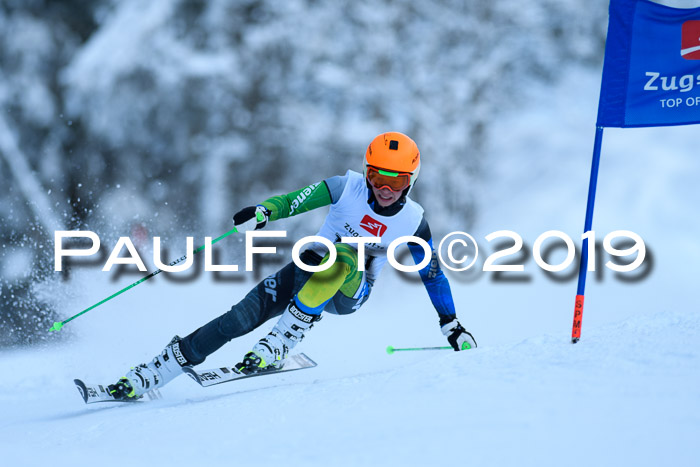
[359,215,387,237]
[681,21,700,60]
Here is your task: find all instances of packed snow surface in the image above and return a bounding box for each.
[1,291,698,466]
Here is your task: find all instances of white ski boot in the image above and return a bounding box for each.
[235,300,320,374]
[108,335,191,400]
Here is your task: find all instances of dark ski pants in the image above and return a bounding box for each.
[178,250,369,365]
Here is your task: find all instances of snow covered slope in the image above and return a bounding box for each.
[1,302,698,467]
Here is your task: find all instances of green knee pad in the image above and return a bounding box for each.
[297,243,363,308]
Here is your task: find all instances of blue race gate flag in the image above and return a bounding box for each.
[597,0,700,127]
[573,0,700,343]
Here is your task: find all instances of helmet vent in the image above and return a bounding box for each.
[389,140,399,150]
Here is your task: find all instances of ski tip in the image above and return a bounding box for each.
[74,379,89,403]
[386,346,395,354]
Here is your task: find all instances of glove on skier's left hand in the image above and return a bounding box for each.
[233,205,270,232]
[441,319,477,351]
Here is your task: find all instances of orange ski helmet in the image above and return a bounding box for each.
[363,132,421,195]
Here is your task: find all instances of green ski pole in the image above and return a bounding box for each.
[386,342,471,354]
[49,226,240,332]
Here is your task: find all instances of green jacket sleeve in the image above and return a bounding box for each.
[260,181,332,221]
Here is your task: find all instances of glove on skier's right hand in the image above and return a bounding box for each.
[233,205,270,232]
[441,319,477,351]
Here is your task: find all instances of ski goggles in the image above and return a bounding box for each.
[366,166,412,192]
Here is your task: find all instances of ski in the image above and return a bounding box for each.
[74,353,316,403]
[73,379,161,404]
[184,353,317,387]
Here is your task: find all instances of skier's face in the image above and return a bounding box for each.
[371,185,402,207]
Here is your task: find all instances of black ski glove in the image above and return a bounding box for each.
[233,205,270,232]
[440,319,477,351]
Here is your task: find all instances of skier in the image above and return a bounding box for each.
[108,132,477,400]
